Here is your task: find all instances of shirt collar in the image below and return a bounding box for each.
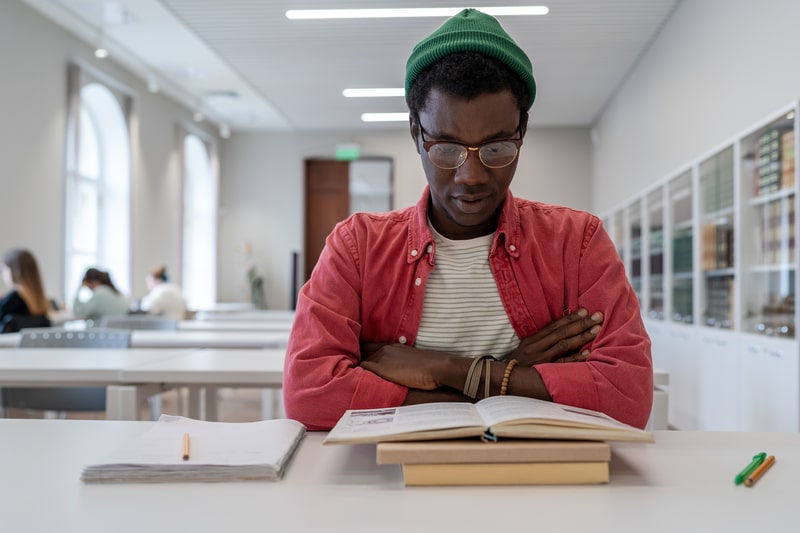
[407,186,521,263]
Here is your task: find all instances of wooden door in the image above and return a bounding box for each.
[304,159,350,280]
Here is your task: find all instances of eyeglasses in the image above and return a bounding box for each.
[418,124,523,170]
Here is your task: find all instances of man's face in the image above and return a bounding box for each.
[411,88,523,240]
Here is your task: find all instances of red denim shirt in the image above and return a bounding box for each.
[284,187,653,430]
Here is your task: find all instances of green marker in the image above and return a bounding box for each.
[735,453,766,485]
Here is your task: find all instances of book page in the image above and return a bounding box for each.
[475,396,638,430]
[325,402,483,443]
[97,415,305,466]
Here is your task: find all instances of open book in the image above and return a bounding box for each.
[323,396,653,445]
[81,415,306,483]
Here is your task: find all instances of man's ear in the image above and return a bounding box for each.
[409,117,421,154]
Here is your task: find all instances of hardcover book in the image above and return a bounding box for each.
[323,396,653,445]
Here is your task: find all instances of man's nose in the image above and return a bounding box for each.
[453,148,490,186]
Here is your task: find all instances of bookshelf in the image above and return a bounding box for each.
[699,145,735,329]
[604,102,800,432]
[646,187,665,320]
[669,170,694,325]
[627,199,643,305]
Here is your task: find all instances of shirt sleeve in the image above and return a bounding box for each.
[535,219,654,429]
[283,221,407,430]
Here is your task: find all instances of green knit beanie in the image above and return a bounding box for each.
[405,8,536,109]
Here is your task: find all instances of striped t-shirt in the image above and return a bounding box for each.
[414,225,520,358]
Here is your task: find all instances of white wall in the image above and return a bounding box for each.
[0,1,217,303]
[592,0,800,214]
[217,126,591,309]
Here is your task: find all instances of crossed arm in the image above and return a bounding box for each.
[360,308,604,404]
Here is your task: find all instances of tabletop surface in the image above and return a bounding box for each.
[119,348,285,384]
[0,348,191,383]
[132,329,289,348]
[0,329,290,349]
[0,419,792,533]
[177,320,293,332]
[0,348,284,386]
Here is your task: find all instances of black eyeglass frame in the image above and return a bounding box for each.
[417,123,524,170]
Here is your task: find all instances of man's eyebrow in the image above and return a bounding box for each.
[428,127,518,144]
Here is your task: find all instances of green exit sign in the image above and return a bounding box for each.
[335,143,360,161]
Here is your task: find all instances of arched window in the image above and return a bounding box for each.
[182,133,218,310]
[64,64,132,306]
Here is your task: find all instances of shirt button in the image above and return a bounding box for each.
[411,249,418,257]
[398,336,407,344]
[509,244,517,252]
[415,278,422,286]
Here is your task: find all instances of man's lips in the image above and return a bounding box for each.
[452,194,490,214]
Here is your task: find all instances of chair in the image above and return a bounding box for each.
[0,328,132,416]
[0,314,51,334]
[99,315,178,330]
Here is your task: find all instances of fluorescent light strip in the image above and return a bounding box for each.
[344,88,405,98]
[287,6,548,20]
[361,112,410,122]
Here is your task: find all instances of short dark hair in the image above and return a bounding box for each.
[407,52,531,122]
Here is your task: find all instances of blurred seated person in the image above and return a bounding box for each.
[140,266,187,320]
[1,248,52,332]
[72,268,130,325]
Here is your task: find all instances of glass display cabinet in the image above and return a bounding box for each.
[739,110,797,337]
[669,170,694,324]
[698,145,735,329]
[646,187,665,320]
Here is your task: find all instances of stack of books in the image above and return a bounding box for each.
[324,396,653,487]
[377,439,611,486]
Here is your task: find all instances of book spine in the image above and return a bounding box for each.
[401,462,609,486]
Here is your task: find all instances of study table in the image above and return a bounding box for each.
[0,348,189,419]
[193,309,295,322]
[177,319,293,332]
[0,348,285,421]
[0,420,793,533]
[0,329,290,349]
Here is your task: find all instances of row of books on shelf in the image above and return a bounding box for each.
[758,197,796,264]
[701,167,734,214]
[754,128,795,195]
[701,224,734,271]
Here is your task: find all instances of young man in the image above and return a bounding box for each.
[284,9,652,430]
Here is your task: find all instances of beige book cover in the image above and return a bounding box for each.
[377,439,611,465]
[401,461,609,486]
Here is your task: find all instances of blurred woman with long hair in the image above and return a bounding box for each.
[1,248,51,329]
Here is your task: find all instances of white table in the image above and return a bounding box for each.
[131,329,289,348]
[193,309,295,321]
[0,330,289,349]
[177,320,293,332]
[0,348,191,418]
[0,348,285,421]
[118,348,285,420]
[0,421,794,532]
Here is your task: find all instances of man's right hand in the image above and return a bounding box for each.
[505,308,603,366]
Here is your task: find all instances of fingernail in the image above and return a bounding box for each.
[590,325,600,334]
[582,350,590,356]
[577,309,588,317]
[591,312,602,321]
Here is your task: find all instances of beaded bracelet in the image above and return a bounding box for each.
[500,359,519,396]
